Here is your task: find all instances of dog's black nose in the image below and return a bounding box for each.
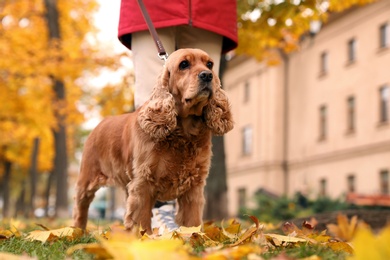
[198,71,213,82]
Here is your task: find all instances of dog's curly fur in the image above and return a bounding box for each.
[72,48,233,233]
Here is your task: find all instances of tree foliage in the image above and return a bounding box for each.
[0,0,129,215]
[0,0,123,170]
[96,71,134,117]
[237,0,377,63]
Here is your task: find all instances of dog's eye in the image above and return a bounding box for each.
[206,61,213,69]
[179,60,190,70]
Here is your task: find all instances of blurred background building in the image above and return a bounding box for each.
[224,0,390,216]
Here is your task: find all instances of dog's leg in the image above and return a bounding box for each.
[176,185,205,227]
[123,179,154,233]
[72,176,101,230]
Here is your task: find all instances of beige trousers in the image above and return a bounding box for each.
[132,26,223,108]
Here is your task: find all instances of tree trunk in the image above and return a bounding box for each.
[204,136,229,220]
[14,180,26,218]
[1,160,12,218]
[204,57,229,220]
[44,0,69,217]
[44,170,55,217]
[53,116,69,217]
[28,137,40,217]
[109,187,116,220]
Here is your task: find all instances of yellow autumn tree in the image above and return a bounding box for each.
[0,0,128,217]
[237,0,377,63]
[96,71,134,117]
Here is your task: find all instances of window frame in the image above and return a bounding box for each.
[347,38,357,63]
[242,125,253,156]
[379,22,389,49]
[347,96,356,133]
[320,178,327,197]
[379,85,389,123]
[237,187,247,209]
[243,81,250,103]
[320,51,328,75]
[347,174,356,193]
[319,105,327,140]
[380,170,389,195]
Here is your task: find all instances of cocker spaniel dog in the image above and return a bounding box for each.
[73,48,233,233]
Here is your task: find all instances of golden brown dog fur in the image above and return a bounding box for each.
[72,48,233,233]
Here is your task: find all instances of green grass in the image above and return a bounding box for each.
[0,217,352,260]
[0,236,350,260]
[261,244,349,260]
[0,235,97,260]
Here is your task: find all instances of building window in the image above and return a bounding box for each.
[380,170,389,194]
[347,175,356,193]
[347,38,357,63]
[347,96,356,132]
[320,51,328,74]
[379,23,389,49]
[319,105,327,140]
[237,188,247,209]
[379,85,389,123]
[243,81,250,103]
[242,126,253,155]
[320,178,327,197]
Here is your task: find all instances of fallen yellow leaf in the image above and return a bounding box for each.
[229,215,261,247]
[67,243,113,259]
[327,241,354,254]
[265,233,306,246]
[204,244,262,260]
[0,252,33,260]
[0,230,15,240]
[327,214,359,241]
[229,225,259,247]
[204,223,231,243]
[97,231,192,260]
[223,219,241,235]
[349,225,390,260]
[26,226,83,243]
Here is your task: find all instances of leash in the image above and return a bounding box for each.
[136,0,168,61]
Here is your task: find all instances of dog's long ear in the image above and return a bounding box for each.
[138,66,177,140]
[204,79,234,135]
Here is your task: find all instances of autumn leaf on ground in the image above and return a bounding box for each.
[229,215,261,247]
[203,221,231,243]
[327,214,364,241]
[0,230,15,240]
[35,223,50,231]
[327,240,354,255]
[265,233,307,247]
[280,219,354,255]
[349,225,390,260]
[67,243,113,259]
[26,226,83,243]
[222,219,241,235]
[0,252,33,260]
[91,230,192,260]
[282,221,316,237]
[203,244,262,260]
[0,219,23,239]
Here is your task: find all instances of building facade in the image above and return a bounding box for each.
[223,0,390,216]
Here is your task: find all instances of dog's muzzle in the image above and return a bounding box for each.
[198,70,213,83]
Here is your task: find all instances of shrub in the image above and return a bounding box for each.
[239,192,355,223]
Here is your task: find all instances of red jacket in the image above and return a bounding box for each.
[118,0,238,53]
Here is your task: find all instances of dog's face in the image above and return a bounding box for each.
[162,48,217,117]
[138,48,233,140]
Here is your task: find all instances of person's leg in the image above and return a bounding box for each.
[131,28,176,108]
[177,26,223,75]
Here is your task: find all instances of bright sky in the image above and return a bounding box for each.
[94,0,129,54]
[81,0,133,130]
